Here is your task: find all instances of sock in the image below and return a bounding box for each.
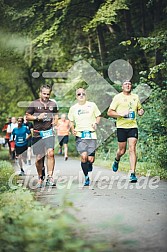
[87,161,93,172]
[81,162,89,177]
[115,158,120,162]
[12,151,15,160]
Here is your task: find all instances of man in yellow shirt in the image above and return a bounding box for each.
[68,88,101,186]
[107,80,144,182]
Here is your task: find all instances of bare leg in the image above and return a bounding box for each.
[116,142,127,160]
[18,155,23,169]
[27,147,32,163]
[64,143,68,158]
[128,138,137,173]
[35,154,44,178]
[46,148,55,177]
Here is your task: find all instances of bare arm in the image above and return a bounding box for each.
[92,116,101,130]
[26,133,32,140]
[26,113,37,121]
[70,121,76,135]
[26,112,46,121]
[52,114,59,126]
[107,109,128,118]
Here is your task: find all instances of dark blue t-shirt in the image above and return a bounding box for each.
[12,126,30,147]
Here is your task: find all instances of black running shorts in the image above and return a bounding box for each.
[117,128,138,142]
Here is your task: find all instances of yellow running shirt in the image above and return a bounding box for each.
[68,101,101,139]
[109,92,142,128]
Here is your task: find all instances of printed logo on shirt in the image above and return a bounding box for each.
[78,109,89,115]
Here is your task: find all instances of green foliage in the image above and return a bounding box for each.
[0,160,17,192]
[0,149,9,161]
[138,87,167,169]
[84,0,129,31]
[0,188,105,252]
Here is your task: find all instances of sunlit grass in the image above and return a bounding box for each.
[94,150,167,180]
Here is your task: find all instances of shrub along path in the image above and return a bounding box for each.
[14,155,167,252]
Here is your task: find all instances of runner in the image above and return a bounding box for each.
[12,117,31,176]
[26,85,58,188]
[2,117,11,156]
[68,88,101,186]
[7,117,18,160]
[107,80,144,182]
[56,113,70,161]
[23,115,33,165]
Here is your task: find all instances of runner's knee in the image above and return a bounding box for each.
[81,153,87,163]
[47,149,54,158]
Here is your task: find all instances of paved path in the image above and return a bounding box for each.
[14,156,167,252]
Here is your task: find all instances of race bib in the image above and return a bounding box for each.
[128,111,135,120]
[17,137,24,143]
[40,129,54,139]
[81,131,92,139]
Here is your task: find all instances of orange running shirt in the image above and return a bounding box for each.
[57,119,70,136]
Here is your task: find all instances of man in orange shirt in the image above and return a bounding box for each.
[56,113,70,161]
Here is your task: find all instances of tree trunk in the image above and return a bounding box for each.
[96,26,107,78]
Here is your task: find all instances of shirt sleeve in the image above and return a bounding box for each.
[93,103,101,117]
[68,107,74,122]
[26,101,35,115]
[109,95,118,111]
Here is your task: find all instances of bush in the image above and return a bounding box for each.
[0,161,17,193]
[0,149,9,160]
[0,189,105,252]
[138,87,167,169]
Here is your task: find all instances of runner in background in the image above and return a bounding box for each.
[2,117,11,156]
[7,117,18,160]
[12,117,31,176]
[56,113,70,161]
[23,115,33,165]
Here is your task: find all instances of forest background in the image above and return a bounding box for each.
[0,0,166,174]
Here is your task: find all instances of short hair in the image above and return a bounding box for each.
[76,87,86,95]
[17,117,24,123]
[40,85,52,92]
[122,80,132,85]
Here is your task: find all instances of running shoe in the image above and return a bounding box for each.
[65,156,68,161]
[36,179,44,188]
[112,160,119,172]
[19,171,25,176]
[46,176,56,187]
[58,148,62,155]
[130,173,138,183]
[84,176,90,186]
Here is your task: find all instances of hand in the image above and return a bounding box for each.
[138,109,144,116]
[72,129,77,136]
[38,113,47,120]
[119,111,129,118]
[92,123,98,130]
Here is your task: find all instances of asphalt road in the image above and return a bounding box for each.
[14,155,167,252]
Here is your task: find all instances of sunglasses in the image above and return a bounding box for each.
[77,93,86,96]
